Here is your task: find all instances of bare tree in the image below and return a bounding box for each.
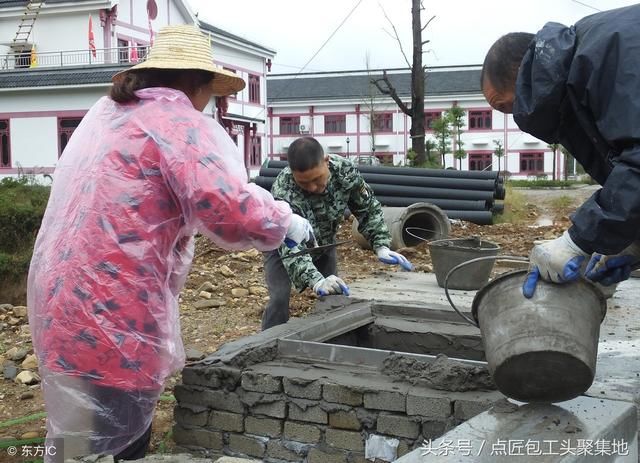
[371,0,435,166]
[548,143,559,181]
[362,53,381,162]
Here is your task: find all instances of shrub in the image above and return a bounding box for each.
[0,177,50,281]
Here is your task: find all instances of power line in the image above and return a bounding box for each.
[570,0,601,12]
[252,0,365,120]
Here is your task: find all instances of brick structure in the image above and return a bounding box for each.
[174,301,503,462]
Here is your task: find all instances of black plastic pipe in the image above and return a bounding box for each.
[375,196,491,211]
[367,183,496,201]
[258,167,498,192]
[265,159,500,181]
[444,210,494,225]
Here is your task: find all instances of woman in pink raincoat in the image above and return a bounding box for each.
[27,25,313,461]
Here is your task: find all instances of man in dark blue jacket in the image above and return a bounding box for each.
[481,4,640,297]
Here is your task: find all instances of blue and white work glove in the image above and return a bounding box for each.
[284,214,317,248]
[313,275,350,296]
[375,246,414,271]
[585,242,640,286]
[522,231,589,298]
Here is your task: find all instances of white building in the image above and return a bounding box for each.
[267,67,569,180]
[0,0,274,179]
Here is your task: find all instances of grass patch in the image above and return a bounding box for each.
[494,185,528,224]
[548,195,575,210]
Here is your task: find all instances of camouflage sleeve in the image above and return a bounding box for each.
[278,244,324,292]
[271,173,324,291]
[346,166,391,250]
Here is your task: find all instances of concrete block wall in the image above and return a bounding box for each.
[174,365,501,462]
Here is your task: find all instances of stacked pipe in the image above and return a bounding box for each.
[254,160,506,225]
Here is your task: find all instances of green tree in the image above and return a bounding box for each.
[493,138,504,175]
[431,116,451,167]
[454,144,466,170]
[446,105,466,169]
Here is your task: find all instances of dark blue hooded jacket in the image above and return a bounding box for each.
[513,4,640,255]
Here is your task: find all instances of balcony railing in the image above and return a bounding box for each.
[0,46,150,70]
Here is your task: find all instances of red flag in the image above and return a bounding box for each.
[130,45,139,63]
[88,15,97,58]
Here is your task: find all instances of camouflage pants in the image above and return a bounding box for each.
[262,248,337,330]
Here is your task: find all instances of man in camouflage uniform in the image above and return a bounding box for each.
[262,137,413,330]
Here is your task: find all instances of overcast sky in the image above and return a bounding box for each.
[186,0,638,74]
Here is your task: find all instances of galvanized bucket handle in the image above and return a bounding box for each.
[404,226,446,243]
[444,255,530,327]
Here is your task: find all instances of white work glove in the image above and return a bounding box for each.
[585,241,640,286]
[313,275,350,296]
[284,213,317,248]
[522,230,588,298]
[375,246,414,271]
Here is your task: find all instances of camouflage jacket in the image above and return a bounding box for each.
[271,154,391,291]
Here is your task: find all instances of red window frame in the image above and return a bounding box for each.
[468,110,492,130]
[468,152,493,171]
[520,152,544,174]
[0,119,10,168]
[117,38,129,63]
[372,113,393,132]
[424,111,441,132]
[248,74,260,104]
[58,117,82,157]
[279,116,300,135]
[325,114,346,134]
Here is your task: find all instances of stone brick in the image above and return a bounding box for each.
[329,410,361,430]
[454,399,492,420]
[244,416,283,438]
[323,383,363,406]
[283,377,322,400]
[182,367,220,388]
[363,390,406,412]
[377,414,420,439]
[208,410,244,432]
[172,425,223,449]
[175,385,245,414]
[251,400,287,418]
[325,428,364,451]
[284,421,322,443]
[182,365,242,390]
[241,391,288,418]
[307,448,348,463]
[174,405,209,427]
[266,440,306,461]
[289,400,327,424]
[421,420,448,440]
[227,434,266,458]
[241,371,282,393]
[406,391,451,419]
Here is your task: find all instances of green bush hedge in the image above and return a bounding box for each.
[507,179,585,188]
[0,177,50,281]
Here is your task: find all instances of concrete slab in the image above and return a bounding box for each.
[348,272,640,416]
[394,396,637,462]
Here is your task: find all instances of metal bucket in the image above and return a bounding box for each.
[429,237,500,290]
[445,257,607,403]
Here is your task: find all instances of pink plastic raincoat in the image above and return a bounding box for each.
[27,88,291,458]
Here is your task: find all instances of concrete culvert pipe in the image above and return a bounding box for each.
[351,202,451,250]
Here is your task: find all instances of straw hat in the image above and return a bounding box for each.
[112,24,245,97]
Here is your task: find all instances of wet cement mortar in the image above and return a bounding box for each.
[381,353,496,392]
